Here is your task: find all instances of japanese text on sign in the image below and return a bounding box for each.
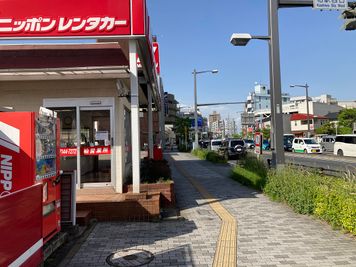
[313,0,348,10]
[0,17,128,34]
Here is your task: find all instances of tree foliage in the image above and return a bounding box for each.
[337,108,356,134]
[256,127,271,140]
[315,122,336,135]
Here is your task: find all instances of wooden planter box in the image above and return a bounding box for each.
[124,182,176,208]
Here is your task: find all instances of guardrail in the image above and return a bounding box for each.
[246,150,356,179]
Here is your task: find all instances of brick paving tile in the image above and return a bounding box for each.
[63,152,356,267]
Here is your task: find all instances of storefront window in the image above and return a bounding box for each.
[50,107,77,172]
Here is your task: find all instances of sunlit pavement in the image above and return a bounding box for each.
[63,152,356,267]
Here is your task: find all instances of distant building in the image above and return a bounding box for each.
[208,111,221,130]
[164,92,179,124]
[290,114,329,137]
[243,83,343,137]
[245,83,290,113]
[224,117,237,137]
[210,120,224,138]
[337,100,356,109]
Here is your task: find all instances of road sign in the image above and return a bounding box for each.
[254,132,262,155]
[313,0,348,10]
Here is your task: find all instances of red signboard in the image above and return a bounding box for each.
[0,0,147,39]
[82,146,111,156]
[254,132,263,155]
[60,146,111,157]
[0,184,43,267]
[0,113,35,194]
[153,42,160,75]
[59,148,77,157]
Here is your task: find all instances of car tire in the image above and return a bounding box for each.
[337,149,344,157]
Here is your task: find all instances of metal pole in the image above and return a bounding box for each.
[305,83,311,138]
[268,0,285,168]
[148,85,154,158]
[194,69,199,150]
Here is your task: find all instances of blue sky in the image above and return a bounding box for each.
[147,0,356,119]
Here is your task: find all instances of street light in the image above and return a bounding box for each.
[290,83,311,138]
[192,69,218,150]
[230,33,270,46]
[230,27,285,168]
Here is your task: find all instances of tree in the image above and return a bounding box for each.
[337,108,356,134]
[256,126,271,140]
[174,116,191,150]
[232,133,242,139]
[315,122,336,135]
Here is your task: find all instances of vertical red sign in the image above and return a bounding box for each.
[153,42,160,75]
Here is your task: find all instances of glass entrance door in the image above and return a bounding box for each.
[79,108,112,185]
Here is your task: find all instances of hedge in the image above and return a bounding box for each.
[231,156,267,190]
[231,157,356,236]
[192,149,227,163]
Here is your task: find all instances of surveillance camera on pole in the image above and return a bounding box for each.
[341,6,356,30]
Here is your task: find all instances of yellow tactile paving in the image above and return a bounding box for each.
[172,159,237,267]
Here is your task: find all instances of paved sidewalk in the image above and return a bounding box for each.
[64,152,356,267]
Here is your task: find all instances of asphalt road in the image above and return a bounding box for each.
[235,150,356,176]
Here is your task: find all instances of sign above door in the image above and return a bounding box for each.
[0,0,147,39]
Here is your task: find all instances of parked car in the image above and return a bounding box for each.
[262,139,270,150]
[199,140,210,149]
[318,135,335,152]
[292,138,322,154]
[218,138,246,160]
[283,134,294,151]
[244,139,255,149]
[283,138,293,151]
[333,134,356,157]
[210,139,222,151]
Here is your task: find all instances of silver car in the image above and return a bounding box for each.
[319,135,335,152]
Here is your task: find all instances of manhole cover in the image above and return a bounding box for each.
[106,249,154,267]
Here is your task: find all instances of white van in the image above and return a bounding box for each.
[333,134,356,157]
[210,139,222,151]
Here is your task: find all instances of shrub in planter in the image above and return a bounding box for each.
[141,158,172,184]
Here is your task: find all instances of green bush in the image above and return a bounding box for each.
[263,166,356,235]
[192,149,227,163]
[140,159,172,183]
[230,156,356,236]
[264,167,319,214]
[231,156,267,190]
[205,151,227,163]
[314,179,356,234]
[192,148,209,160]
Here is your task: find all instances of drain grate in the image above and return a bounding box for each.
[106,249,154,267]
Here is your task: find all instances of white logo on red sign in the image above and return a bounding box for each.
[0,121,20,153]
[0,17,128,34]
[0,121,20,193]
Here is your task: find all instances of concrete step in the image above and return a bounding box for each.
[76,210,93,226]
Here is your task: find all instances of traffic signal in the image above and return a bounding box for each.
[341,7,356,31]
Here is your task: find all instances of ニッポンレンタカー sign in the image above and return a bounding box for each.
[0,0,147,38]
